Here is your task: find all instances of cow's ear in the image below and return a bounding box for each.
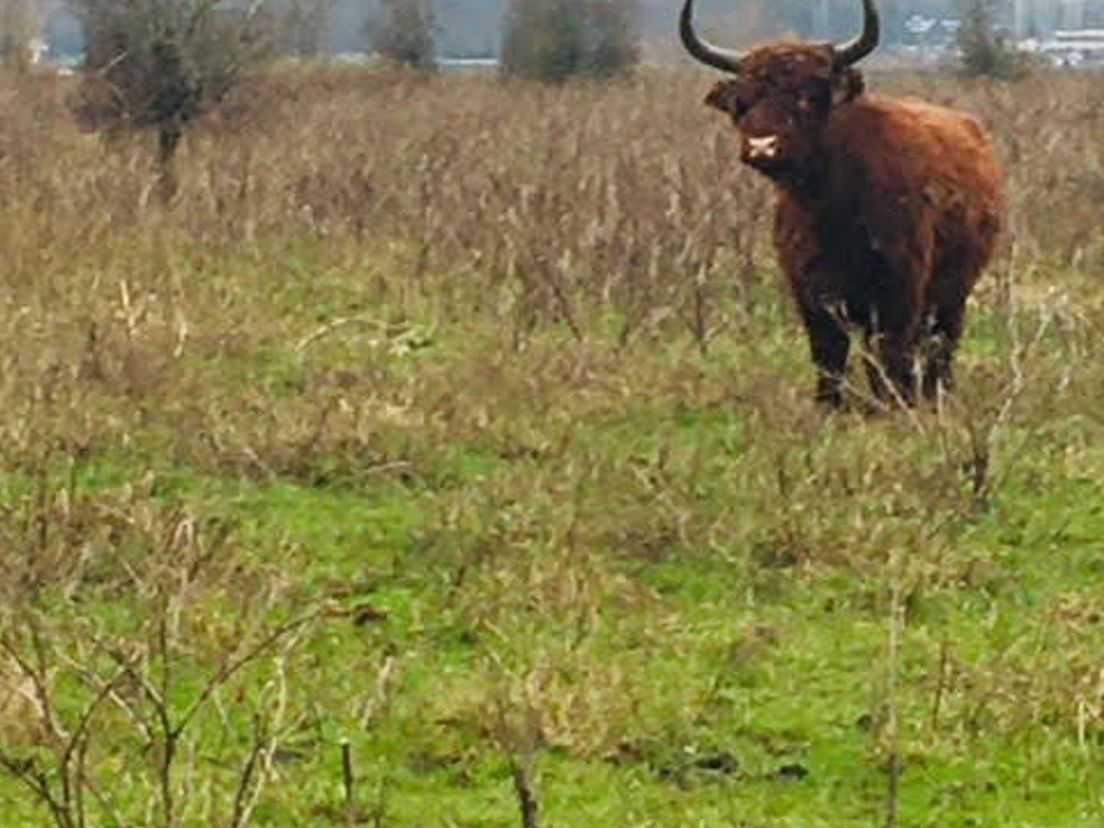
[705,81,743,117]
[831,67,864,105]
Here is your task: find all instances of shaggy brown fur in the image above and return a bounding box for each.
[703,44,1006,407]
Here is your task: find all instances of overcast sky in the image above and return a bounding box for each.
[36,0,1103,59]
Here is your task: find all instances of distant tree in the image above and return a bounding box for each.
[279,0,334,57]
[500,0,639,83]
[68,0,273,200]
[368,0,437,71]
[0,0,40,73]
[957,0,1029,78]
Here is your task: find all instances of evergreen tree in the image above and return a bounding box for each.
[957,0,1028,78]
[500,0,639,83]
[369,0,437,71]
[69,0,274,199]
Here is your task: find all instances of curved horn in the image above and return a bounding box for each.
[679,0,744,74]
[835,0,880,66]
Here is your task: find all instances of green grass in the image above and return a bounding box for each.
[4,237,1104,826]
[2,68,1104,826]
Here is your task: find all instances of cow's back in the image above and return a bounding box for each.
[824,95,1005,291]
[827,95,1002,200]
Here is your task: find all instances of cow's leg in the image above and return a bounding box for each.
[774,205,851,408]
[922,298,967,401]
[861,330,891,403]
[869,287,924,407]
[861,208,935,408]
[863,332,919,405]
[798,299,850,408]
[879,328,920,406]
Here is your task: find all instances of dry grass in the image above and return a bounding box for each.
[0,63,1102,826]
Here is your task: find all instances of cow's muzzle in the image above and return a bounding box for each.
[745,135,781,161]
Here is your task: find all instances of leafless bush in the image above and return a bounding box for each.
[0,458,342,827]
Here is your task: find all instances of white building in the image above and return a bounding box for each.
[1014,0,1104,37]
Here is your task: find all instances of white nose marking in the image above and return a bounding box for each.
[747,135,780,159]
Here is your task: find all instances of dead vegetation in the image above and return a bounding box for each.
[0,64,1102,824]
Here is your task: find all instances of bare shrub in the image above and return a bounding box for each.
[0,457,342,827]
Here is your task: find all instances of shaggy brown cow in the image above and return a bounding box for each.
[681,0,1006,407]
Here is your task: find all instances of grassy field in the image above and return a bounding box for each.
[0,66,1103,827]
